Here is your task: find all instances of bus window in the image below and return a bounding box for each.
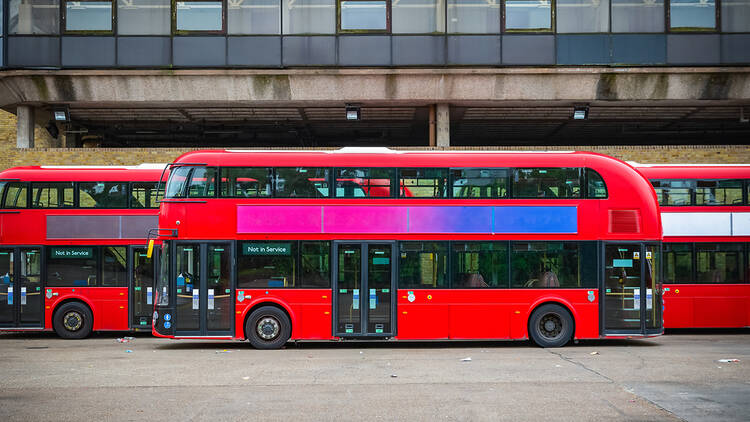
[1,183,28,208]
[220,167,272,198]
[695,243,743,284]
[275,167,330,198]
[187,167,217,198]
[238,241,297,288]
[586,169,608,199]
[46,247,99,287]
[300,241,331,288]
[398,242,448,288]
[399,168,448,198]
[165,166,192,198]
[131,182,162,208]
[79,182,128,208]
[451,168,508,199]
[102,246,127,287]
[31,182,75,208]
[651,180,693,206]
[512,168,582,198]
[450,242,508,288]
[663,243,692,283]
[510,242,583,288]
[695,179,743,206]
[335,168,396,198]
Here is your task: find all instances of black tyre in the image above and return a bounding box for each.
[245,306,291,349]
[53,302,93,339]
[528,304,574,348]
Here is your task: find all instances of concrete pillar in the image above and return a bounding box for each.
[16,105,35,148]
[436,103,450,148]
[428,105,436,147]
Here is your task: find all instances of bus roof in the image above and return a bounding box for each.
[631,162,750,180]
[0,164,168,182]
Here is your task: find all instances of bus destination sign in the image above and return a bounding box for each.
[51,247,94,259]
[242,243,291,256]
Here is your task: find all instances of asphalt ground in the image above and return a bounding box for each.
[0,330,748,421]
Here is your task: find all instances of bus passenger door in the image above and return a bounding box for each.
[333,242,396,337]
[0,248,43,329]
[130,246,154,329]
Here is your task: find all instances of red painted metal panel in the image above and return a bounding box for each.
[663,284,750,328]
[45,288,130,331]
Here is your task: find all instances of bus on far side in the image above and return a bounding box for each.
[0,165,164,338]
[153,149,663,348]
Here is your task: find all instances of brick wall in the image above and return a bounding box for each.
[1,110,748,170]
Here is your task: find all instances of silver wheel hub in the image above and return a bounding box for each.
[257,317,280,340]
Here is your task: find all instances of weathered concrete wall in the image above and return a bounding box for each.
[1,68,750,107]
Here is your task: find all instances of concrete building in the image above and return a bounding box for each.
[0,0,748,165]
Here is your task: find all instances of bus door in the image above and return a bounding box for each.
[0,248,43,329]
[602,243,661,335]
[173,242,233,336]
[130,246,155,329]
[333,242,396,337]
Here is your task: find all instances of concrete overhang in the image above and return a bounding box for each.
[1,67,750,109]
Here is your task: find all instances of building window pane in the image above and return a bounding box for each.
[341,0,388,30]
[65,0,113,31]
[228,0,281,34]
[447,0,500,33]
[505,0,552,31]
[399,168,448,198]
[102,246,127,287]
[612,0,664,32]
[117,0,170,35]
[282,0,335,34]
[275,167,330,198]
[176,0,224,31]
[556,0,608,33]
[664,243,692,283]
[238,241,297,288]
[31,182,75,208]
[695,180,744,206]
[335,168,396,198]
[220,167,273,198]
[512,168,581,198]
[451,242,508,288]
[392,0,445,33]
[46,247,98,287]
[79,182,129,208]
[300,241,331,288]
[451,168,508,198]
[722,0,750,32]
[670,0,715,29]
[511,242,580,288]
[695,243,742,283]
[9,0,60,34]
[398,242,448,288]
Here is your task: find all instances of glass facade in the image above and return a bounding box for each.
[9,0,60,34]
[505,0,552,31]
[228,0,281,34]
[340,0,388,31]
[611,0,664,32]
[64,0,113,31]
[670,0,716,30]
[392,0,445,33]
[557,0,609,33]
[117,0,170,35]
[447,0,500,33]
[282,0,336,34]
[722,0,750,32]
[176,0,223,31]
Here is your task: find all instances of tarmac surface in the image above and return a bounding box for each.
[0,330,748,421]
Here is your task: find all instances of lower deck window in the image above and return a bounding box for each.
[237,241,331,288]
[47,247,99,287]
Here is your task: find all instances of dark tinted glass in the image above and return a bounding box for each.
[398,242,448,288]
[451,168,508,198]
[46,247,99,287]
[512,168,581,198]
[156,242,170,306]
[586,169,607,198]
[511,242,580,288]
[664,243,692,283]
[102,246,127,287]
[165,166,191,198]
[31,182,75,208]
[335,168,396,198]
[695,243,743,284]
[237,241,297,288]
[131,182,162,208]
[79,182,128,208]
[275,167,329,198]
[300,241,331,288]
[451,242,508,288]
[399,168,448,198]
[651,180,693,206]
[695,180,743,206]
[220,167,272,197]
[1,183,28,208]
[187,167,217,198]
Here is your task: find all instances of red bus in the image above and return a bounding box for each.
[0,165,164,338]
[152,149,663,348]
[634,164,750,329]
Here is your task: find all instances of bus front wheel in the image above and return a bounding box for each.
[53,302,93,339]
[245,306,291,349]
[528,304,574,348]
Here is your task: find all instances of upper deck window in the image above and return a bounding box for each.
[335,168,396,198]
[513,168,581,198]
[2,183,28,208]
[275,167,330,198]
[220,167,273,198]
[31,182,75,208]
[79,182,128,208]
[187,167,218,198]
[165,166,192,198]
[131,182,162,208]
[586,169,608,199]
[695,180,743,206]
[399,168,448,198]
[451,168,508,199]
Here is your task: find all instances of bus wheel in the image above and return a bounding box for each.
[245,306,291,350]
[528,304,574,348]
[53,302,93,339]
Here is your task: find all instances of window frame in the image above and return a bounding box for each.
[77,181,130,209]
[449,167,510,199]
[337,0,391,33]
[62,0,116,34]
[502,0,555,33]
[172,0,227,34]
[666,0,720,32]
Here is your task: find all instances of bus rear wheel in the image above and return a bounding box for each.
[245,306,291,349]
[53,302,93,339]
[528,304,574,348]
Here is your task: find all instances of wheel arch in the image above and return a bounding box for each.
[241,299,295,340]
[527,298,577,340]
[50,296,96,330]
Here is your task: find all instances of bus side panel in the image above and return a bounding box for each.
[46,288,130,331]
[0,212,46,245]
[235,289,332,340]
[664,284,750,328]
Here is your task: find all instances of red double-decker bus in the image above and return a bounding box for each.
[0,165,164,338]
[152,149,663,348]
[634,164,750,329]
